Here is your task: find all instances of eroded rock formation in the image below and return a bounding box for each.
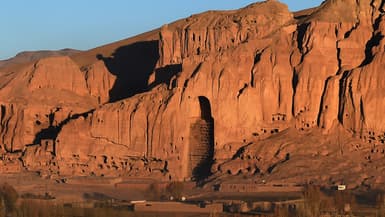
[0,0,385,187]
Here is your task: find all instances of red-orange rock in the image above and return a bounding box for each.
[0,0,385,187]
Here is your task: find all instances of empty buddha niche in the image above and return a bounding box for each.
[188,96,214,181]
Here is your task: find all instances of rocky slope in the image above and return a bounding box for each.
[0,0,385,188]
[0,49,80,72]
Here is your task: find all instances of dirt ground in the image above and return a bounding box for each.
[0,171,305,204]
[0,172,152,202]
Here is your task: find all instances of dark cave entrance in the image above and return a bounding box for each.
[189,96,214,181]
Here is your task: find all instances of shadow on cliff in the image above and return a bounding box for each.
[33,109,94,147]
[97,41,182,102]
[151,64,182,89]
[97,41,159,102]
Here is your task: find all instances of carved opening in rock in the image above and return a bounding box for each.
[188,96,214,181]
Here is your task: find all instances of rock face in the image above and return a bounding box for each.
[0,0,385,187]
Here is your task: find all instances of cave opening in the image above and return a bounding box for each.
[189,96,214,181]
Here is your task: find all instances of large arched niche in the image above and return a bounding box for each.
[187,96,214,181]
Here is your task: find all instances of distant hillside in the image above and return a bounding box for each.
[0,49,81,71]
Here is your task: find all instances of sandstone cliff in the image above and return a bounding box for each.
[0,0,385,187]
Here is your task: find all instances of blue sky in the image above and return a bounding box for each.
[0,0,323,60]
